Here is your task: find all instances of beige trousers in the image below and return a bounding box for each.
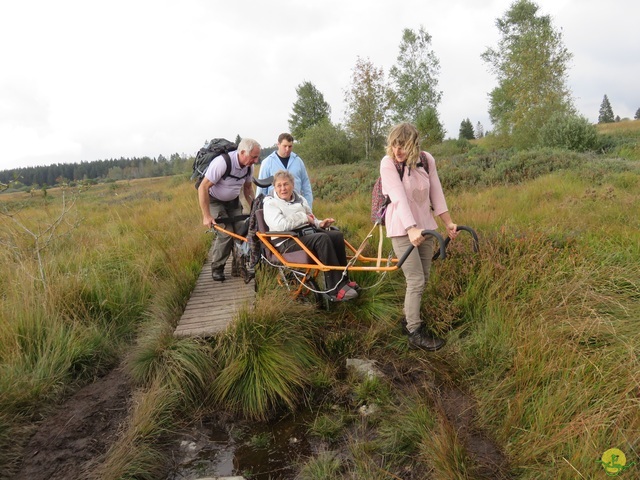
[391,235,435,333]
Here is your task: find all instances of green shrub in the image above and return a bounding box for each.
[295,119,355,167]
[538,113,598,152]
[430,138,471,157]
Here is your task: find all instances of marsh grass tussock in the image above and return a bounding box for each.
[126,322,217,409]
[212,295,324,420]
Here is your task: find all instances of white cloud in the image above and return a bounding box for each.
[1,0,638,171]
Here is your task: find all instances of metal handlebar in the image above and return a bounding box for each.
[397,229,446,268]
[396,226,480,268]
[432,225,479,260]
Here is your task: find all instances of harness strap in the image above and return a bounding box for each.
[376,223,384,268]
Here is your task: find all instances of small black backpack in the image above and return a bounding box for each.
[191,138,250,189]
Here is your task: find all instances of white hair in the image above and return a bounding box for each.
[238,138,260,152]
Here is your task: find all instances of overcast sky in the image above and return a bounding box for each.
[0,0,638,172]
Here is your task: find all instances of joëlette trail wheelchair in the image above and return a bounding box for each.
[209,176,479,308]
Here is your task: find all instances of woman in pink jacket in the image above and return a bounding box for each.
[380,123,458,351]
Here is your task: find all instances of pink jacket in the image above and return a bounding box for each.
[380,152,448,237]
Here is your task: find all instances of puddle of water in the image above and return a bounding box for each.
[168,410,318,480]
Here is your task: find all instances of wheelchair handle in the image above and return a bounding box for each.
[432,225,479,260]
[253,176,273,188]
[397,229,446,268]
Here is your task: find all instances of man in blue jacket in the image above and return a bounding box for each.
[257,133,313,208]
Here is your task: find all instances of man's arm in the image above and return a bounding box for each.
[299,162,313,208]
[243,181,255,205]
[198,178,216,227]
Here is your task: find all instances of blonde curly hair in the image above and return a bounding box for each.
[385,122,421,168]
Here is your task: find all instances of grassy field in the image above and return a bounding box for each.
[0,177,210,476]
[594,119,640,160]
[1,134,638,478]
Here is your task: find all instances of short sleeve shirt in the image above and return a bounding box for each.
[204,150,252,201]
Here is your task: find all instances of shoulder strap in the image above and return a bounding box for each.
[221,153,232,179]
[397,152,429,181]
[418,151,429,174]
[221,153,250,180]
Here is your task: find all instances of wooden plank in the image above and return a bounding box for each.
[175,250,255,337]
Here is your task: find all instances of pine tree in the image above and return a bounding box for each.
[598,95,615,123]
[289,81,331,139]
[475,121,485,138]
[459,118,475,140]
[416,107,445,147]
[635,108,640,120]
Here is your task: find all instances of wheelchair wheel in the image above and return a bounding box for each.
[232,241,255,284]
[278,270,328,310]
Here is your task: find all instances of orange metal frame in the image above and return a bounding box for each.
[212,223,401,274]
[255,231,401,273]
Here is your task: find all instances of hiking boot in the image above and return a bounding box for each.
[211,266,225,282]
[400,316,409,335]
[407,329,445,351]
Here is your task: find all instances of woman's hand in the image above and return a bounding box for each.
[319,217,335,228]
[446,222,459,240]
[439,212,459,240]
[407,227,424,247]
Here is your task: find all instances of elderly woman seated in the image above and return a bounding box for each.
[262,170,358,302]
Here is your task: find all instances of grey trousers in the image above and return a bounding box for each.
[391,235,435,333]
[209,197,244,270]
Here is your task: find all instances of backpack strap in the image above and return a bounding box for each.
[221,153,251,180]
[418,151,429,174]
[398,152,429,180]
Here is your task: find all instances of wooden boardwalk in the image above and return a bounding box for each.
[174,249,255,337]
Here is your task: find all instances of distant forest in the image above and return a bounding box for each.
[0,154,192,190]
[0,146,275,191]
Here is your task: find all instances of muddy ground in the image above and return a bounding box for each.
[12,367,132,480]
[12,358,511,480]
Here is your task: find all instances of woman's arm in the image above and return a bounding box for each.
[438,211,458,240]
